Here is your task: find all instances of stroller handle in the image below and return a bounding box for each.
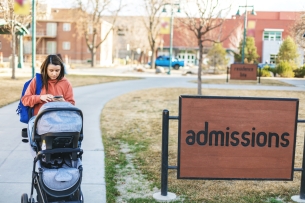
[35,148,83,162]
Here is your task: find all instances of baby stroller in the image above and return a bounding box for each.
[21,102,84,203]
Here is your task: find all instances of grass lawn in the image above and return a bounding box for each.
[0,74,141,108]
[101,88,305,203]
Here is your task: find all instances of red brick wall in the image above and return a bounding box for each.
[161,11,300,63]
[0,35,12,58]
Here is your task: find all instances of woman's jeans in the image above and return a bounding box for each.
[27,116,37,157]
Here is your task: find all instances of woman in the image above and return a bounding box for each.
[22,54,75,115]
[22,55,75,156]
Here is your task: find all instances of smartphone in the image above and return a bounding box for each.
[53,95,63,99]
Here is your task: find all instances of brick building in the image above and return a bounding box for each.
[0,10,303,67]
[158,11,304,66]
[0,8,113,66]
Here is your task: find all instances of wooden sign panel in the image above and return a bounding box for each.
[178,96,298,180]
[230,64,257,80]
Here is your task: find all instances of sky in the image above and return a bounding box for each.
[46,0,305,17]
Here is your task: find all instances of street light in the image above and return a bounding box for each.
[162,0,180,75]
[236,1,256,64]
[31,0,36,78]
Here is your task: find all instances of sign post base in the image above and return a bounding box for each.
[291,195,305,202]
[153,192,176,202]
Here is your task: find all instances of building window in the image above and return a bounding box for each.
[62,42,70,50]
[270,54,278,64]
[47,41,57,54]
[63,23,71,31]
[117,28,125,36]
[263,31,282,41]
[47,23,57,36]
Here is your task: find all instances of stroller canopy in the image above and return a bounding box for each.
[36,102,82,135]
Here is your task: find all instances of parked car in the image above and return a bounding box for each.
[258,63,276,69]
[148,55,184,70]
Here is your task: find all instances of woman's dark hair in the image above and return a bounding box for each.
[40,55,65,92]
[56,53,63,61]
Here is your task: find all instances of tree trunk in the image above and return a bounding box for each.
[91,49,96,67]
[149,41,156,69]
[151,51,156,69]
[11,28,16,79]
[150,51,156,69]
[131,50,135,63]
[197,40,203,95]
[139,51,144,64]
[90,33,97,67]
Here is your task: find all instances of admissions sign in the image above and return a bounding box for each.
[230,64,257,80]
[178,96,299,180]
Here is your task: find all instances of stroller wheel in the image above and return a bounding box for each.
[80,190,84,203]
[72,188,84,202]
[21,193,28,203]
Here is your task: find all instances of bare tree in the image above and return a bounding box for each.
[0,0,32,79]
[180,0,231,95]
[225,22,244,60]
[142,0,164,69]
[291,12,305,49]
[112,16,149,64]
[228,22,243,51]
[125,20,149,64]
[74,0,123,67]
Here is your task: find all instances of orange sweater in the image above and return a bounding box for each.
[21,77,75,115]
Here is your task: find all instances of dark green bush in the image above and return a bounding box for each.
[266,66,277,76]
[257,66,272,77]
[276,61,295,78]
[294,65,305,78]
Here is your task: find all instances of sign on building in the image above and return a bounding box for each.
[230,64,257,80]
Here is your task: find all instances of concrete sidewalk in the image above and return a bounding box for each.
[0,68,305,202]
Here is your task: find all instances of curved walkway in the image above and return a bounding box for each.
[0,76,304,202]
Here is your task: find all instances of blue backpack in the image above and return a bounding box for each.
[16,73,43,124]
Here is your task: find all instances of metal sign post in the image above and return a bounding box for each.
[258,66,261,84]
[226,66,229,83]
[153,110,178,201]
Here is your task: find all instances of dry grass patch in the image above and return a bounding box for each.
[196,78,293,86]
[0,77,29,107]
[0,75,140,108]
[65,74,140,87]
[102,88,305,203]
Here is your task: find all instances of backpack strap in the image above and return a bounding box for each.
[35,73,43,95]
[30,73,43,117]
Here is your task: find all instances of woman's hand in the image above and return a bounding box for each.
[40,94,54,102]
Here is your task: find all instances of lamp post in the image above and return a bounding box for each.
[236,0,256,64]
[162,0,180,75]
[31,0,36,78]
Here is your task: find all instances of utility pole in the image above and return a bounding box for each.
[31,0,36,78]
[236,0,256,64]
